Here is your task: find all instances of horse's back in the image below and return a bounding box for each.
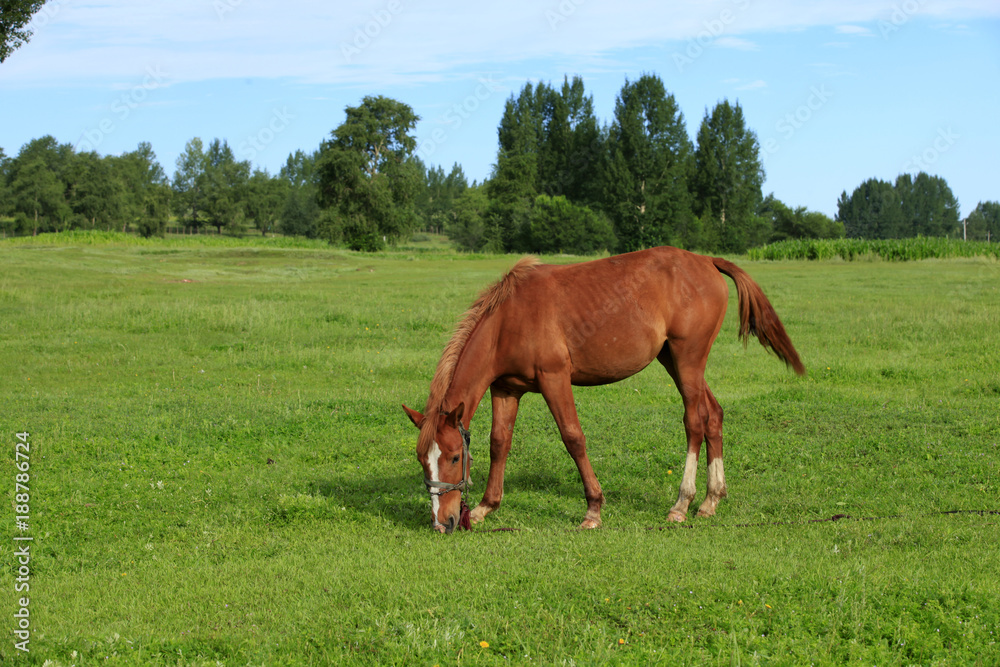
[493,247,729,386]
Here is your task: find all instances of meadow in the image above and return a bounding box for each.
[1,233,998,666]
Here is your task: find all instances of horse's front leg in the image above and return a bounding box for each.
[470,386,521,524]
[538,371,604,529]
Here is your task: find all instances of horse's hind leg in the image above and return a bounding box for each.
[658,344,726,521]
[695,387,727,518]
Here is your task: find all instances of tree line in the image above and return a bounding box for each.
[2,73,996,250]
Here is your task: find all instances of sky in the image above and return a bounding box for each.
[2,0,999,219]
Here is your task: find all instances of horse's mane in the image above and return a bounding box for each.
[417,256,540,458]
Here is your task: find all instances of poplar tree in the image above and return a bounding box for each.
[692,99,766,253]
[278,149,320,238]
[896,172,959,237]
[603,74,695,251]
[838,172,959,239]
[837,178,902,239]
[172,138,207,232]
[201,139,250,235]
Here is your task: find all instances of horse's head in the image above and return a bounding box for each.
[403,403,471,533]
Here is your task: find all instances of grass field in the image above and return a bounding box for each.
[1,234,998,665]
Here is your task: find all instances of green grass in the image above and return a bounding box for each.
[1,235,998,665]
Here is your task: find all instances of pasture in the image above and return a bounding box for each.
[1,234,998,666]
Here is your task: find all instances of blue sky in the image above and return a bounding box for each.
[2,0,998,218]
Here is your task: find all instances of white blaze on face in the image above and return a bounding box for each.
[428,440,441,521]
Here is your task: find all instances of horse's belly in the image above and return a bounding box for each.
[568,343,661,386]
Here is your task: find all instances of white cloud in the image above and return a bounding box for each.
[735,79,768,91]
[3,0,1000,87]
[715,37,759,51]
[835,24,874,36]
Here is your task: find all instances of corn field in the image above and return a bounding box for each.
[747,237,1000,261]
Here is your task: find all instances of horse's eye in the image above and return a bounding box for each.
[451,455,460,465]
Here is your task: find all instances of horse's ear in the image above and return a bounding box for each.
[445,402,465,426]
[402,404,425,429]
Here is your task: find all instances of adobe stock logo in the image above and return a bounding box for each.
[761,85,833,157]
[340,0,404,62]
[545,0,586,30]
[239,108,295,161]
[27,0,65,32]
[672,0,751,73]
[901,127,959,173]
[416,76,503,162]
[75,66,170,153]
[878,0,924,39]
[213,0,245,20]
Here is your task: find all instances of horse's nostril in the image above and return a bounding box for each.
[444,515,456,534]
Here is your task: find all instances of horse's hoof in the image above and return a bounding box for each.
[579,517,601,529]
[469,505,489,524]
[667,510,687,523]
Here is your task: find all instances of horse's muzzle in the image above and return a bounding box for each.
[434,515,457,534]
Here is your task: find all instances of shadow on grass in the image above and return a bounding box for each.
[302,469,584,531]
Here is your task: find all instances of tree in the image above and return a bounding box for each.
[280,185,319,238]
[692,100,766,253]
[172,138,207,232]
[278,149,319,237]
[201,139,250,235]
[521,195,616,255]
[7,136,74,234]
[415,160,468,233]
[1,0,46,63]
[896,172,959,237]
[488,83,542,208]
[838,173,958,240]
[837,178,903,239]
[487,77,605,249]
[245,169,287,236]
[9,158,68,234]
[115,143,171,237]
[12,136,74,180]
[964,201,1000,242]
[444,185,490,252]
[316,96,421,250]
[66,151,125,230]
[760,194,843,242]
[603,74,695,251]
[536,77,604,207]
[0,147,11,222]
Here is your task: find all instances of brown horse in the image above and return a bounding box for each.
[403,246,805,533]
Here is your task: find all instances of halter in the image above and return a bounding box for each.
[424,419,472,501]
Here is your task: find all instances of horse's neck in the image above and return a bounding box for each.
[442,318,497,423]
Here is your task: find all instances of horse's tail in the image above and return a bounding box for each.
[713,257,806,375]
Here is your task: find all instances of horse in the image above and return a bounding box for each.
[403,246,805,533]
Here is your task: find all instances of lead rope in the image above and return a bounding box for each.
[457,422,472,530]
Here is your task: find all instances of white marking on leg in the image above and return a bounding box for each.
[428,441,441,522]
[668,450,700,521]
[707,458,726,498]
[679,450,699,501]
